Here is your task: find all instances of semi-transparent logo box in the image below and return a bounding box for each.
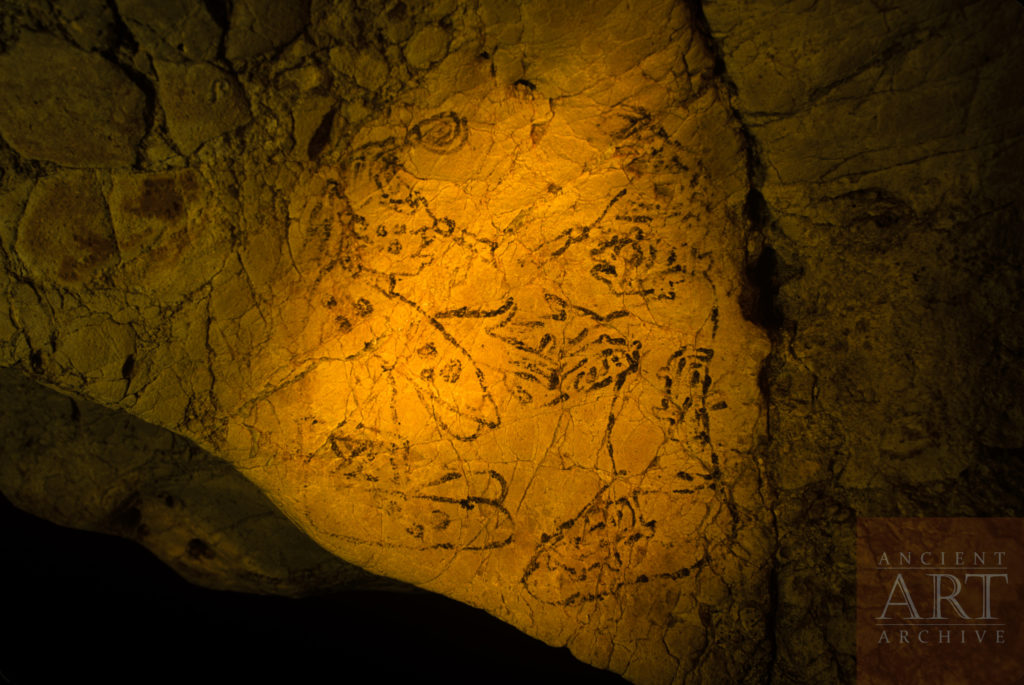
[857,518,1024,684]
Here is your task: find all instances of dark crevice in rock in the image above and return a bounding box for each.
[100,0,138,55]
[689,1,785,680]
[741,213,783,334]
[686,2,782,332]
[201,0,231,61]
[203,0,232,33]
[307,106,336,161]
[0,131,52,182]
[120,353,135,380]
[765,556,781,683]
[100,0,157,167]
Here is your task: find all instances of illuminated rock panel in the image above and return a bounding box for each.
[11,0,1021,682]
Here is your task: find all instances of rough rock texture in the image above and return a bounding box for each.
[0,365,405,595]
[153,59,252,154]
[226,0,310,63]
[701,0,1024,681]
[115,0,221,63]
[1,1,770,681]
[0,31,146,167]
[1,0,1023,682]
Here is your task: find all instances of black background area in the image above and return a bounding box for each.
[0,493,626,684]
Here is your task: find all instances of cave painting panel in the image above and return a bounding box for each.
[0,4,769,679]
[232,95,765,625]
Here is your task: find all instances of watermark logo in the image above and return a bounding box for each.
[857,518,1024,683]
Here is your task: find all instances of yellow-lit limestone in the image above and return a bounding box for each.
[0,366,402,596]
[15,171,118,285]
[404,24,452,69]
[154,60,252,155]
[0,1,772,682]
[0,32,146,167]
[115,0,221,63]
[226,0,310,62]
[50,0,119,53]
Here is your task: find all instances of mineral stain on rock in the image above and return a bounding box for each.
[186,538,215,560]
[106,169,207,289]
[130,177,186,221]
[15,171,119,285]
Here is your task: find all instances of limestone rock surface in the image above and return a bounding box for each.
[115,0,222,63]
[226,0,310,62]
[1,1,769,681]
[0,32,146,167]
[2,0,1023,683]
[0,366,401,595]
[154,60,252,155]
[15,170,119,285]
[702,0,1024,681]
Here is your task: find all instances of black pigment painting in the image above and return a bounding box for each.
[1,1,1022,683]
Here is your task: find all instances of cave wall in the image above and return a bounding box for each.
[1,1,1022,683]
[701,0,1024,680]
[0,365,409,595]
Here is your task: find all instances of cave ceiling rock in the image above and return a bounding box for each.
[703,0,1024,680]
[50,0,119,53]
[154,60,253,156]
[226,0,311,63]
[0,0,773,682]
[0,366,404,596]
[115,0,221,63]
[0,31,146,167]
